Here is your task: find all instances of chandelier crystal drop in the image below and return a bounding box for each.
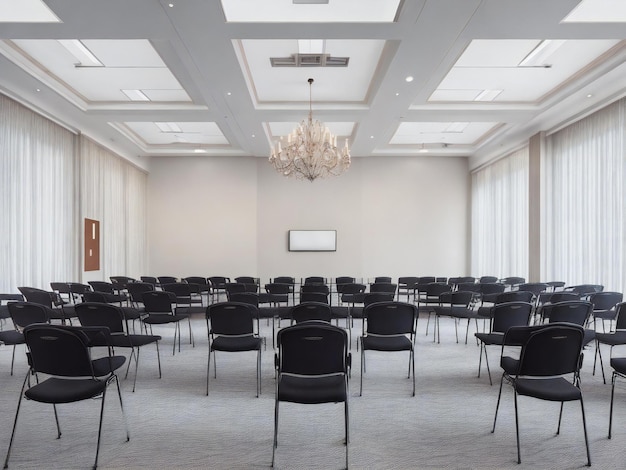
[269,78,350,182]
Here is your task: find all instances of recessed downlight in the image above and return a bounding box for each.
[405,76,414,82]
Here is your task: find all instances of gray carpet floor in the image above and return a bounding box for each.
[1,309,626,469]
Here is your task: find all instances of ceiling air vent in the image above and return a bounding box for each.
[270,53,349,67]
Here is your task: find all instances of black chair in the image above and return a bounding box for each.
[272,321,350,469]
[360,301,418,396]
[565,284,604,296]
[544,300,595,346]
[157,276,178,285]
[433,291,477,344]
[303,276,326,285]
[88,281,129,305]
[474,301,534,385]
[397,276,419,302]
[291,302,332,323]
[594,302,626,384]
[49,282,74,304]
[162,282,204,315]
[373,276,392,283]
[206,302,262,396]
[3,324,130,470]
[82,291,143,332]
[75,302,162,392]
[183,276,210,298]
[417,282,452,336]
[492,323,590,466]
[140,276,158,287]
[479,276,499,284]
[588,291,623,332]
[234,276,259,293]
[1,302,50,375]
[109,276,136,294]
[271,276,296,304]
[208,276,231,302]
[18,286,74,324]
[126,281,155,310]
[142,291,190,355]
[537,291,581,322]
[369,282,397,295]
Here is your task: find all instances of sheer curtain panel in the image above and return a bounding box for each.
[0,94,78,292]
[543,98,626,292]
[471,147,529,280]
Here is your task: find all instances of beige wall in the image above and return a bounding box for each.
[147,155,470,282]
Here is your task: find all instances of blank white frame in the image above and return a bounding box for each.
[288,230,337,252]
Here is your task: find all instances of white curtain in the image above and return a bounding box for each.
[471,147,529,280]
[80,136,148,280]
[0,94,78,292]
[543,98,626,292]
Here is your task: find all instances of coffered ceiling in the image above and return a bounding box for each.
[0,0,625,168]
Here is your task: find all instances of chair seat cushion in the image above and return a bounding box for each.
[211,335,262,352]
[596,331,626,346]
[122,306,142,320]
[25,377,108,404]
[109,334,161,348]
[361,334,412,351]
[434,306,475,318]
[474,332,504,346]
[142,314,187,324]
[610,357,626,375]
[0,330,24,345]
[278,373,347,404]
[501,356,520,375]
[515,376,582,401]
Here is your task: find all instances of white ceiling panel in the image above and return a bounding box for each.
[221,0,401,23]
[123,121,228,145]
[562,0,626,22]
[390,122,500,145]
[239,39,385,103]
[0,0,60,22]
[269,122,355,138]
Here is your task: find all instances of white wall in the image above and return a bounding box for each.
[147,155,469,282]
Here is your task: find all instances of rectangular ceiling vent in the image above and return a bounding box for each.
[270,53,349,67]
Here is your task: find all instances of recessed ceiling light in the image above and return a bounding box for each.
[419,149,429,153]
[587,94,593,98]
[194,149,206,153]
[251,134,256,138]
[226,92,232,96]
[58,39,103,67]
[370,135,374,139]
[122,89,150,101]
[35,88,41,92]
[395,92,400,96]
[405,76,414,82]
[168,3,174,7]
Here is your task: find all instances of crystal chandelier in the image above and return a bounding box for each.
[269,78,351,182]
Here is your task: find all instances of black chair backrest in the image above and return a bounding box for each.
[363,292,396,306]
[304,276,326,285]
[418,276,436,285]
[265,283,292,295]
[184,276,208,286]
[589,291,623,310]
[17,287,55,308]
[208,302,256,335]
[300,284,330,295]
[494,290,534,304]
[158,276,178,285]
[50,282,72,294]
[277,321,348,376]
[142,291,175,313]
[491,302,533,334]
[547,301,593,326]
[225,283,247,295]
[480,283,506,296]
[500,277,526,287]
[545,292,580,304]
[364,302,417,336]
[162,282,193,296]
[518,283,549,295]
[88,281,115,294]
[208,276,230,288]
[140,276,158,285]
[479,276,499,284]
[291,302,332,323]
[75,302,125,334]
[374,277,392,283]
[228,292,259,307]
[110,276,136,288]
[82,291,110,303]
[439,290,474,307]
[24,325,95,377]
[456,282,481,293]
[516,324,584,377]
[300,292,329,304]
[615,302,626,330]
[398,277,419,288]
[235,276,257,285]
[567,284,604,295]
[369,283,397,294]
[272,276,295,285]
[335,277,355,290]
[8,302,50,328]
[127,282,155,302]
[423,282,452,298]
